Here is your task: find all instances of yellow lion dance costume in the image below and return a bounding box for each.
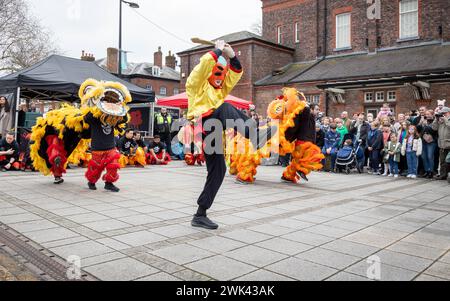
[31,79,131,185]
[229,88,324,184]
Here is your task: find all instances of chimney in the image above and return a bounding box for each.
[81,50,96,62]
[154,46,163,68]
[367,19,378,53]
[107,47,119,73]
[165,50,177,69]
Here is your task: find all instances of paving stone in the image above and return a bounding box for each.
[173,269,211,281]
[387,241,447,261]
[345,261,418,281]
[224,245,288,268]
[256,237,314,256]
[248,224,294,236]
[50,240,114,260]
[150,225,199,238]
[321,240,380,258]
[266,258,338,281]
[422,262,450,280]
[235,269,294,281]
[281,231,334,246]
[151,244,214,265]
[118,215,161,226]
[327,272,372,281]
[8,219,60,233]
[112,231,166,247]
[23,228,79,244]
[136,272,181,281]
[188,236,245,253]
[186,255,257,281]
[221,229,272,244]
[84,220,131,232]
[296,248,361,270]
[85,258,158,281]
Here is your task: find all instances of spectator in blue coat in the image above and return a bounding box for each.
[367,121,383,175]
[322,123,341,171]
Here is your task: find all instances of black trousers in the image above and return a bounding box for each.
[197,103,251,211]
[160,133,172,156]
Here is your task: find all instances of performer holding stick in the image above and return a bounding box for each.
[187,40,277,230]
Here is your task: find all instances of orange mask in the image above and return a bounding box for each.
[208,59,228,89]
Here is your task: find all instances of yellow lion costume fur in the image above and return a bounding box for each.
[30,79,131,179]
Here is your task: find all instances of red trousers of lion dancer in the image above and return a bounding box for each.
[85,149,121,184]
[184,153,205,166]
[46,135,67,178]
[147,152,172,165]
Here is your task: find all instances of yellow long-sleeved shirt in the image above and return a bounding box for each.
[186,51,243,122]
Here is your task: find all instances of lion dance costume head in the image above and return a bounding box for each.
[229,88,324,184]
[31,79,131,177]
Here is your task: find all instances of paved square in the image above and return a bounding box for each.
[0,162,449,281]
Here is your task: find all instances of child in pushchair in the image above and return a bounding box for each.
[335,133,364,174]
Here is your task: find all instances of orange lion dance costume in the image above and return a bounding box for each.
[229,88,324,184]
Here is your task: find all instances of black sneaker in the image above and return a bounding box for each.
[297,172,309,182]
[105,182,120,192]
[54,177,64,185]
[191,215,219,230]
[88,182,97,190]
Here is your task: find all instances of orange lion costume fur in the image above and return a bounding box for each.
[229,88,324,184]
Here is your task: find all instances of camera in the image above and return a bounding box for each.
[435,113,444,119]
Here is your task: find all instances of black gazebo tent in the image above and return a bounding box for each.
[0,54,155,136]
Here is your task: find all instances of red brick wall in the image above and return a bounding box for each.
[130,78,180,97]
[261,0,449,60]
[262,0,319,61]
[179,41,294,103]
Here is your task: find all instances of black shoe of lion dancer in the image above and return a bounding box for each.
[191,215,219,230]
[54,177,64,185]
[105,182,120,192]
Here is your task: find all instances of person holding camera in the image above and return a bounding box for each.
[432,107,450,180]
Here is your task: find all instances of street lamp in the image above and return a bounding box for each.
[119,0,140,76]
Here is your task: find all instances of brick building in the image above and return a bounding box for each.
[178,31,294,102]
[178,0,450,118]
[95,47,181,99]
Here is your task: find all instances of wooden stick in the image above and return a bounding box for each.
[191,37,215,46]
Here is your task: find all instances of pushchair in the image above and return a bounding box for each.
[335,134,364,174]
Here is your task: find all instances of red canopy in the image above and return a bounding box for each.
[157,92,253,110]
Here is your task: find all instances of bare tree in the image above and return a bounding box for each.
[0,0,59,73]
[250,20,263,36]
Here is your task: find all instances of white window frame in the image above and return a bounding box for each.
[295,22,300,43]
[173,88,179,95]
[160,86,167,96]
[336,13,351,49]
[152,66,161,77]
[277,26,282,44]
[399,0,419,39]
[376,92,385,102]
[388,91,397,102]
[313,95,320,105]
[364,92,374,103]
[146,85,153,91]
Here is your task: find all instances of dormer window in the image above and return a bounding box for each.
[152,66,161,77]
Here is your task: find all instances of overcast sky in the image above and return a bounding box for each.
[27,0,262,64]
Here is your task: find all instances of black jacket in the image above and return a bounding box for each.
[315,129,325,148]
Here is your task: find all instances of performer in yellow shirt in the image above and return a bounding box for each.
[187,40,277,230]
